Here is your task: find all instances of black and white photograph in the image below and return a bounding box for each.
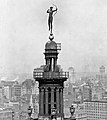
[0,0,107,120]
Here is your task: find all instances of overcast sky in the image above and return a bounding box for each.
[1,0,107,76]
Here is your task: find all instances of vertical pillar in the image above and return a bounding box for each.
[41,88,44,115]
[39,88,41,114]
[51,87,54,108]
[60,88,63,114]
[56,88,59,114]
[59,87,63,115]
[45,87,48,114]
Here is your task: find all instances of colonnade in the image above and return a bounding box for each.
[39,86,63,116]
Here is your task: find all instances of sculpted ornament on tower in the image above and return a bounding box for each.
[47,4,57,35]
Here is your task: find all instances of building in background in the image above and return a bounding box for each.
[81,84,92,102]
[74,103,87,120]
[12,84,21,101]
[102,90,107,100]
[68,67,75,83]
[32,81,39,95]
[0,108,13,120]
[2,85,12,100]
[96,65,107,89]
[1,81,18,86]
[73,86,82,103]
[84,100,107,120]
[21,79,34,96]
[92,81,105,101]
[1,80,19,101]
[0,84,3,104]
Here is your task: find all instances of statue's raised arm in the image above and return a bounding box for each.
[47,5,57,34]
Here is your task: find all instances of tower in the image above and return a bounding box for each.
[33,5,69,120]
[68,67,75,83]
[33,33,69,120]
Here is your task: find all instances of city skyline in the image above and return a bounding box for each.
[1,0,107,77]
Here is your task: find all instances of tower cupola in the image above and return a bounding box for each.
[44,34,60,72]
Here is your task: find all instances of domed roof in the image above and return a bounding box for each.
[45,40,57,50]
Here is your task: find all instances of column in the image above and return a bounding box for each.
[45,87,48,115]
[39,88,41,114]
[60,88,63,114]
[51,87,54,108]
[41,88,44,115]
[59,87,63,114]
[56,88,59,114]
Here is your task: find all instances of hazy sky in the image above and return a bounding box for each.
[1,0,107,76]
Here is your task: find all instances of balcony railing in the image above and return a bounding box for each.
[33,71,69,79]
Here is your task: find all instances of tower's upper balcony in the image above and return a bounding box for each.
[33,71,69,79]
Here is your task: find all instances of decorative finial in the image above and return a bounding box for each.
[49,33,54,41]
[47,4,58,34]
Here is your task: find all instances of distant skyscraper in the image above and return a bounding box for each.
[68,67,75,83]
[99,65,106,74]
[96,65,107,89]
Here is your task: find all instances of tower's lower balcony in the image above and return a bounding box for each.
[33,71,69,79]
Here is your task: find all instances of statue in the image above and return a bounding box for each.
[47,5,57,34]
